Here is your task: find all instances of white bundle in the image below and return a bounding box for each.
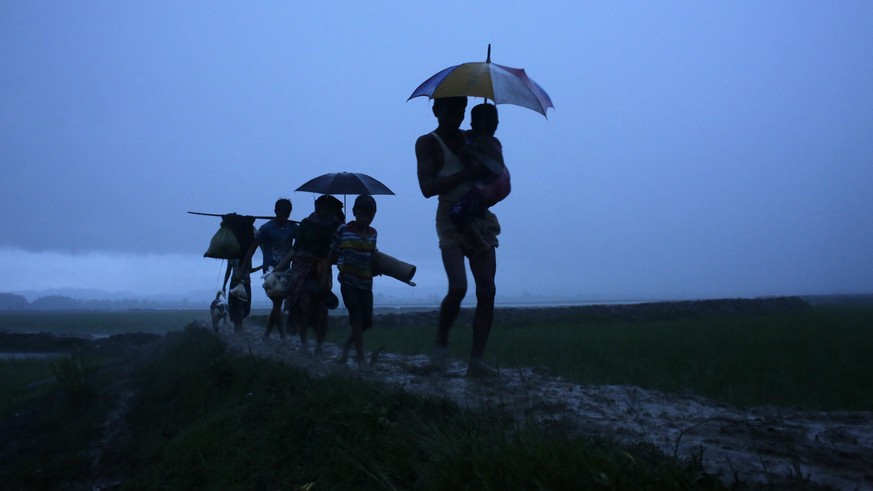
[262,270,291,299]
[229,283,248,301]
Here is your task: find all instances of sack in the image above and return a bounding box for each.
[262,271,291,299]
[204,225,241,259]
[203,214,257,259]
[229,283,248,301]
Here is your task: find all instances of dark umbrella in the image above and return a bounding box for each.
[295,172,394,213]
[296,172,395,196]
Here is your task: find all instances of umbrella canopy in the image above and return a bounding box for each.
[295,172,395,196]
[408,45,553,117]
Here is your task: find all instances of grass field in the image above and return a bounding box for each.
[2,300,870,489]
[0,358,56,411]
[345,304,873,411]
[0,309,213,336]
[2,327,726,490]
[3,301,873,411]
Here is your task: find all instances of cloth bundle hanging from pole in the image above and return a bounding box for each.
[203,213,257,259]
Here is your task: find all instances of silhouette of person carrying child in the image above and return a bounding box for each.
[416,96,501,377]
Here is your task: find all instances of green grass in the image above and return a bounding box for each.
[5,304,872,411]
[345,305,873,411]
[0,358,57,413]
[0,310,212,336]
[0,354,125,490]
[118,326,725,491]
[5,302,866,489]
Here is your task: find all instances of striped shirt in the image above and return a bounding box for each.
[331,221,377,290]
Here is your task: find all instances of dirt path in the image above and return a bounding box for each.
[220,326,873,491]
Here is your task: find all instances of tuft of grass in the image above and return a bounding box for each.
[51,350,98,408]
[0,358,57,414]
[0,359,121,489]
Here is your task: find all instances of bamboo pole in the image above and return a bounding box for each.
[188,211,277,220]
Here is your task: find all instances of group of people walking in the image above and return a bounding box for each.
[220,98,506,377]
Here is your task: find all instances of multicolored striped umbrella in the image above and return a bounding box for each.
[408,45,553,117]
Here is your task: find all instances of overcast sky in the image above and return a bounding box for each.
[2,1,872,304]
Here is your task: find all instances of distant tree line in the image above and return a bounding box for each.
[0,293,29,310]
[0,292,200,311]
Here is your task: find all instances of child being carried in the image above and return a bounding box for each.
[450,103,511,257]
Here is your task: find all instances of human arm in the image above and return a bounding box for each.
[415,133,479,198]
[223,262,232,291]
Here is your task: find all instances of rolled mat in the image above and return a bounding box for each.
[373,251,416,284]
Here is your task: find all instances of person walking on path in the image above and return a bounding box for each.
[276,194,344,357]
[240,198,298,340]
[415,96,501,377]
[222,258,253,333]
[331,195,379,369]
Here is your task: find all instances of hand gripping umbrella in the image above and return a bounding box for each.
[407,44,553,117]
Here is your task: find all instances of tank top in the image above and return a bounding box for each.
[431,132,473,201]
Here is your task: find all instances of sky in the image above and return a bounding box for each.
[2,1,872,304]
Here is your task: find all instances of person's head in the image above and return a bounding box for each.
[314,194,343,220]
[432,96,467,130]
[352,194,377,227]
[470,103,499,136]
[274,198,292,222]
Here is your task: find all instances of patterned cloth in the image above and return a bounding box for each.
[293,212,340,259]
[331,221,377,291]
[436,200,500,250]
[289,213,340,328]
